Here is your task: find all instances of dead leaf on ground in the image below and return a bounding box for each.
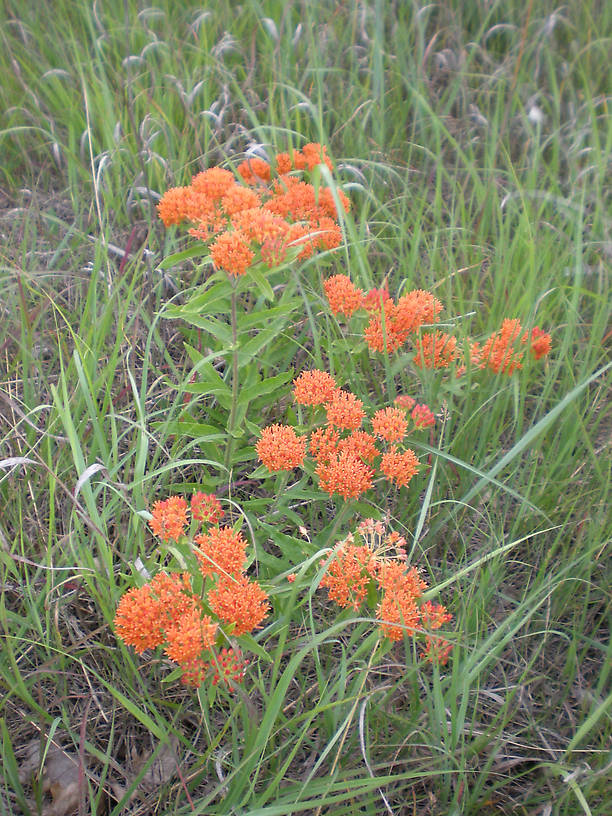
[18,739,83,816]
[109,735,180,803]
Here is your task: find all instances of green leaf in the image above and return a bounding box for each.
[157,246,210,269]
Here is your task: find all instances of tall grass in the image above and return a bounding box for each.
[0,1,610,813]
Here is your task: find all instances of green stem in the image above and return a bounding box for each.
[224,281,239,472]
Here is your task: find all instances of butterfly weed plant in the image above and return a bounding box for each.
[114,143,552,707]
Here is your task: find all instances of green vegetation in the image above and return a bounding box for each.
[0,1,610,813]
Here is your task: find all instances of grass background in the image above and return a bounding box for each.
[0,0,610,813]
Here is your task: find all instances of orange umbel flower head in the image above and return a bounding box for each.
[191,167,235,199]
[114,584,166,654]
[163,608,218,665]
[210,230,254,276]
[207,574,270,635]
[320,539,379,609]
[323,275,364,317]
[337,430,380,464]
[208,647,249,687]
[478,318,525,374]
[149,496,188,542]
[157,187,190,226]
[411,404,435,430]
[191,492,223,525]
[528,326,552,360]
[371,407,409,443]
[221,184,262,216]
[376,563,427,641]
[195,526,248,578]
[237,157,272,184]
[114,572,193,654]
[301,142,334,171]
[414,331,459,369]
[315,449,374,500]
[380,446,419,488]
[326,390,365,430]
[257,424,308,471]
[293,369,339,406]
[394,394,416,412]
[309,427,340,464]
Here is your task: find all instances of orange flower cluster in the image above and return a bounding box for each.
[323,276,553,373]
[258,371,437,500]
[115,507,269,690]
[149,491,223,542]
[157,143,349,276]
[320,520,452,663]
[324,275,443,353]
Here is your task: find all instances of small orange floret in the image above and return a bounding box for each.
[209,647,248,688]
[323,275,364,317]
[394,290,443,334]
[293,369,339,406]
[326,390,365,430]
[315,449,374,500]
[210,230,254,276]
[207,574,270,635]
[149,496,188,542]
[191,492,223,524]
[275,152,292,174]
[411,404,435,430]
[414,331,459,369]
[301,142,334,171]
[377,593,420,641]
[380,446,419,488]
[420,601,452,629]
[195,526,248,578]
[257,424,307,471]
[371,407,408,443]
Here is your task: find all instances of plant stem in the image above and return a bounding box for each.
[224,280,239,471]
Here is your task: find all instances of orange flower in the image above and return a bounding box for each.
[237,157,271,184]
[114,584,165,653]
[363,312,405,354]
[411,404,435,430]
[231,208,287,244]
[394,290,443,334]
[157,187,190,226]
[323,275,364,317]
[195,526,248,578]
[320,540,379,609]
[371,407,408,443]
[293,369,339,406]
[191,492,223,524]
[478,318,525,374]
[317,187,351,217]
[377,562,427,598]
[275,152,292,174]
[338,430,380,463]
[377,593,420,641]
[362,282,391,312]
[413,331,459,369]
[163,608,218,665]
[309,427,340,464]
[420,601,452,629]
[207,574,270,635]
[380,446,419,488]
[221,184,261,216]
[315,449,374,500]
[528,326,552,360]
[394,394,416,411]
[210,230,254,276]
[421,635,453,665]
[149,496,188,542]
[191,167,235,199]
[257,424,308,471]
[326,390,365,430]
[208,647,248,688]
[301,142,334,171]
